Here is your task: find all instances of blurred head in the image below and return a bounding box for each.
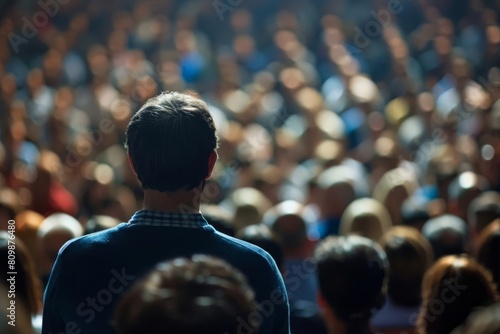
[340,198,392,242]
[37,213,83,273]
[227,187,271,232]
[422,214,468,259]
[114,255,257,334]
[417,255,498,334]
[401,196,430,230]
[476,219,500,293]
[425,145,460,203]
[467,191,500,237]
[263,201,310,257]
[0,232,42,315]
[316,166,358,219]
[381,226,432,307]
[15,210,44,275]
[448,172,489,220]
[315,235,388,334]
[125,92,218,192]
[373,168,417,225]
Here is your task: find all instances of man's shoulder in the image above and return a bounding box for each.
[212,231,277,267]
[58,223,127,256]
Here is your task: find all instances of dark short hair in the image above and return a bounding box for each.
[125,92,218,192]
[422,214,468,259]
[114,255,257,334]
[381,226,432,307]
[314,235,388,331]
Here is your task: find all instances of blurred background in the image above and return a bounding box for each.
[1,0,499,222]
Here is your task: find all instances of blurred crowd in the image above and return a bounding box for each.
[1,0,500,333]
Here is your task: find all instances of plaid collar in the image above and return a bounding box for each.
[128,210,209,228]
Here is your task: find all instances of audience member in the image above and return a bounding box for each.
[315,235,388,334]
[42,92,289,334]
[339,198,392,242]
[114,255,258,334]
[2,1,500,333]
[37,213,83,286]
[313,166,358,239]
[401,196,431,231]
[476,219,500,293]
[417,255,498,334]
[263,200,327,334]
[373,168,417,226]
[372,226,432,332]
[421,215,468,259]
[14,210,44,275]
[467,191,500,239]
[448,172,489,221]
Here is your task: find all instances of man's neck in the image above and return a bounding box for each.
[142,188,201,214]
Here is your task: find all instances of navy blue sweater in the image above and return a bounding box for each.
[42,211,290,334]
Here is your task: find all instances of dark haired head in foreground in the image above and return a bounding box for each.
[371,226,433,331]
[417,255,498,334]
[114,255,257,334]
[381,226,432,307]
[125,91,218,193]
[315,235,388,334]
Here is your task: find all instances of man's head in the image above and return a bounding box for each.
[422,214,468,259]
[339,198,392,242]
[314,235,388,332]
[263,201,311,257]
[114,255,257,334]
[125,92,218,192]
[380,226,432,307]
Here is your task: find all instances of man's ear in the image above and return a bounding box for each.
[127,151,137,176]
[206,150,218,179]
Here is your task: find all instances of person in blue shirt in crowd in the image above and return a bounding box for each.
[42,91,290,334]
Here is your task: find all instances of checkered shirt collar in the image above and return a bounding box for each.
[128,210,209,228]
